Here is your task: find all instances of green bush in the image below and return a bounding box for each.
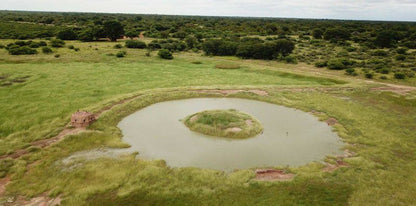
[327,59,347,70]
[125,40,146,49]
[365,73,374,79]
[50,39,65,48]
[395,54,406,61]
[114,44,123,49]
[314,61,327,68]
[7,45,38,55]
[345,68,356,75]
[396,48,408,54]
[41,46,53,54]
[68,45,75,49]
[116,51,126,58]
[158,49,173,59]
[54,54,60,58]
[57,29,78,40]
[372,50,388,56]
[283,55,297,64]
[394,72,406,79]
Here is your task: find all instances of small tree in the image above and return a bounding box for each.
[57,29,78,40]
[103,21,125,41]
[158,49,173,59]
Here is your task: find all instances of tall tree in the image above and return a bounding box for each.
[103,21,124,42]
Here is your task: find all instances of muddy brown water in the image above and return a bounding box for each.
[118,98,343,171]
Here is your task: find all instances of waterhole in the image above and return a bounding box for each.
[118,98,343,171]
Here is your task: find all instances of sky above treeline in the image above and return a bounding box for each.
[1,0,415,21]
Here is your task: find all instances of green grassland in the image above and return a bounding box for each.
[1,39,416,205]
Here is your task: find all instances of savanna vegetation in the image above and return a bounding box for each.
[0,10,416,206]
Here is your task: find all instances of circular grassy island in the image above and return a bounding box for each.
[184,109,263,139]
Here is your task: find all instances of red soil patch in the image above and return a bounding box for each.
[326,118,338,126]
[255,169,295,181]
[0,176,10,196]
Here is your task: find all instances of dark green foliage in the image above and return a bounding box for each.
[185,36,198,49]
[395,54,406,61]
[202,39,238,56]
[365,73,373,79]
[374,31,397,48]
[125,30,139,38]
[394,72,406,79]
[125,40,147,49]
[158,49,173,59]
[54,54,60,58]
[0,21,57,39]
[396,48,408,55]
[315,61,328,68]
[103,20,124,41]
[327,59,347,70]
[41,46,53,54]
[114,44,123,49]
[372,50,388,56]
[78,29,95,42]
[312,28,324,39]
[116,51,126,58]
[323,28,351,42]
[283,55,297,64]
[68,45,75,49]
[57,29,78,40]
[50,39,65,48]
[6,44,38,55]
[345,68,356,75]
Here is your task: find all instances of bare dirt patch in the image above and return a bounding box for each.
[3,195,61,206]
[195,89,268,96]
[255,169,295,181]
[326,118,338,126]
[323,160,349,172]
[367,81,416,95]
[0,176,10,196]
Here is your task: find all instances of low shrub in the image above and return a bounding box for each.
[125,40,147,49]
[395,54,406,61]
[394,72,405,79]
[396,48,408,55]
[114,44,123,49]
[327,59,347,70]
[7,45,37,55]
[116,51,126,58]
[365,73,374,79]
[158,49,173,59]
[314,61,327,68]
[345,68,357,76]
[41,46,53,54]
[50,39,65,48]
[372,50,388,56]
